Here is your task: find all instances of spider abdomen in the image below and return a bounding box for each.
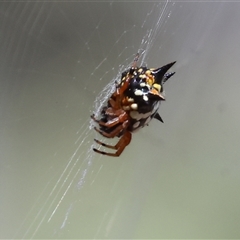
[128,101,160,132]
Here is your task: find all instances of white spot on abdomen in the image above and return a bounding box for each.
[134,89,143,96]
[130,110,152,120]
[144,116,152,126]
[131,103,138,110]
[133,121,140,128]
[143,95,148,101]
[127,97,134,102]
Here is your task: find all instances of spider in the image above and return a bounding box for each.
[91,54,176,157]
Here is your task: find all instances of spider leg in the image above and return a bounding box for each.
[116,77,132,95]
[94,139,116,149]
[110,53,140,108]
[91,108,128,126]
[105,107,124,117]
[91,113,111,126]
[90,114,100,123]
[93,131,132,157]
[94,119,129,138]
[114,52,141,97]
[94,124,122,138]
[108,97,119,109]
[132,52,140,68]
[96,111,128,128]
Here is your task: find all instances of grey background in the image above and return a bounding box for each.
[1,1,240,239]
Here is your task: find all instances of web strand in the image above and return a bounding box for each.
[8,2,174,238]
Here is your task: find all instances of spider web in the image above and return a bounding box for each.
[1,1,176,239]
[3,1,240,239]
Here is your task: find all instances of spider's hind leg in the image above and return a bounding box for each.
[93,131,132,157]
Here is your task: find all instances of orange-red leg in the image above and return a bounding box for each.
[94,119,129,138]
[93,131,132,157]
[91,110,128,128]
[91,53,141,157]
[94,124,122,138]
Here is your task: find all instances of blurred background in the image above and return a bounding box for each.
[1,1,240,239]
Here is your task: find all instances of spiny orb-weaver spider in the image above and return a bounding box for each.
[91,54,176,157]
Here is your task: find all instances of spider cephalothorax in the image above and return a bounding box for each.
[91,55,176,157]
